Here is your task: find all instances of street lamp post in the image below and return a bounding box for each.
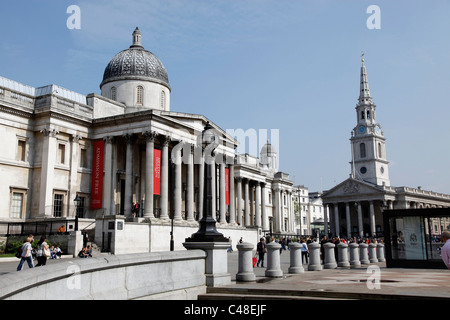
[185,122,228,243]
[73,195,81,232]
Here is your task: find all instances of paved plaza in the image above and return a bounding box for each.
[2,248,450,300]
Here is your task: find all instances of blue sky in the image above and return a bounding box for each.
[1,0,450,194]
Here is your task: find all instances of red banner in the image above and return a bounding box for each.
[225,168,229,205]
[154,149,161,195]
[90,140,104,209]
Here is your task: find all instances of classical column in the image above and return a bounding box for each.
[39,128,58,217]
[173,142,182,221]
[357,201,364,238]
[323,204,329,237]
[261,183,268,231]
[143,131,156,218]
[160,135,170,220]
[219,159,226,224]
[334,203,340,237]
[345,202,351,238]
[69,134,82,217]
[197,147,204,220]
[236,177,243,226]
[228,163,236,224]
[123,134,135,218]
[369,200,376,237]
[273,188,281,233]
[244,179,250,227]
[255,182,261,227]
[186,144,195,221]
[103,136,113,216]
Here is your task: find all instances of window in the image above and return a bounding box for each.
[53,194,64,217]
[136,86,143,105]
[361,111,365,120]
[17,140,26,161]
[10,192,24,219]
[360,143,366,158]
[58,144,66,164]
[80,148,88,168]
[111,87,117,101]
[367,110,371,119]
[160,91,166,109]
[378,143,382,158]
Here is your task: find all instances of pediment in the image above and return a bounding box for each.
[322,178,384,200]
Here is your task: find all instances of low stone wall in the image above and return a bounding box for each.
[0,250,207,300]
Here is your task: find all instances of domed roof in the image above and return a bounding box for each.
[100,28,170,89]
[261,140,277,155]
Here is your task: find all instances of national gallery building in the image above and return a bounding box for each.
[0,29,296,250]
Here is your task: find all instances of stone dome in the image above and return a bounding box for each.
[260,141,277,155]
[100,28,170,90]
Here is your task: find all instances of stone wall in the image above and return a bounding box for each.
[0,250,207,300]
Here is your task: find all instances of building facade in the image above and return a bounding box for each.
[322,56,450,239]
[0,28,297,246]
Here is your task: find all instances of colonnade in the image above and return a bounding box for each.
[100,131,295,233]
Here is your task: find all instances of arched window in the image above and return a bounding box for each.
[111,87,116,101]
[367,110,371,119]
[360,143,366,158]
[160,90,166,109]
[136,86,143,105]
[361,111,365,120]
[378,143,382,158]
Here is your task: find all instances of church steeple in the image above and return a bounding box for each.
[350,53,390,186]
[359,52,372,104]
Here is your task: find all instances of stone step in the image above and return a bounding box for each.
[199,292,341,300]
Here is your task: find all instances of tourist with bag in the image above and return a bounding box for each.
[256,237,267,267]
[36,236,50,267]
[16,235,34,271]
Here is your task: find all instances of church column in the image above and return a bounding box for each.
[345,202,351,238]
[261,183,268,231]
[160,135,170,220]
[255,182,261,227]
[244,179,250,226]
[369,200,376,237]
[124,134,136,218]
[219,158,227,224]
[186,144,195,221]
[39,128,58,217]
[236,177,243,226]
[102,136,113,216]
[357,201,364,238]
[143,131,156,218]
[323,204,329,237]
[228,162,236,224]
[334,203,340,237]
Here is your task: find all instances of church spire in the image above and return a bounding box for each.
[359,51,372,104]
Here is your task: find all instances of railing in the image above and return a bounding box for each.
[0,219,75,236]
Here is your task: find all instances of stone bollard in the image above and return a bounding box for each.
[349,243,361,268]
[236,242,256,282]
[368,243,378,263]
[323,242,337,269]
[359,243,370,264]
[307,242,323,271]
[377,243,386,262]
[337,242,350,268]
[288,242,304,274]
[265,241,283,278]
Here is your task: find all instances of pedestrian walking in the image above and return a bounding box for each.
[36,236,50,267]
[256,237,267,267]
[301,239,309,264]
[17,235,34,271]
[441,231,450,270]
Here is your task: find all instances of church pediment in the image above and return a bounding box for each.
[322,178,384,200]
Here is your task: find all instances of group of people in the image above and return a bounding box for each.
[16,235,62,271]
[78,246,93,258]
